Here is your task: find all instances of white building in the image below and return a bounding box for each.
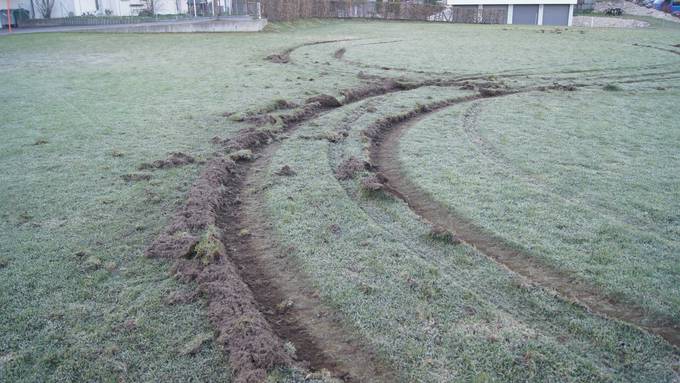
[445,0,576,26]
[2,0,239,19]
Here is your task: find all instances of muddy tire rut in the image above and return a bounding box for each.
[144,81,441,382]
[144,53,680,381]
[233,142,398,382]
[368,96,680,348]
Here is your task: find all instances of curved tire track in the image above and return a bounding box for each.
[367,96,680,348]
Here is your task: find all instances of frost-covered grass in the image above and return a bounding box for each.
[1,17,679,382]
[398,88,680,325]
[261,86,679,382]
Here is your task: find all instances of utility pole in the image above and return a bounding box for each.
[193,0,196,16]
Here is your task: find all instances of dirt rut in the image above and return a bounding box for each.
[233,142,398,382]
[145,80,448,381]
[368,94,680,348]
[266,39,356,64]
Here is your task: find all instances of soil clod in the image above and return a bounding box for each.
[334,47,346,59]
[360,173,388,192]
[335,157,368,180]
[306,94,342,108]
[230,149,254,162]
[145,153,292,383]
[275,165,297,176]
[139,152,195,170]
[227,128,276,152]
[428,226,461,244]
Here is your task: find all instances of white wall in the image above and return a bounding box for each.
[5,0,99,18]
[447,0,576,4]
[153,0,178,14]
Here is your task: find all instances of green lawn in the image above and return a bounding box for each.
[1,18,679,382]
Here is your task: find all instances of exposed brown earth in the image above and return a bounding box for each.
[138,152,195,170]
[144,82,444,381]
[335,156,368,180]
[145,155,291,383]
[266,39,356,64]
[234,141,399,382]
[334,47,346,59]
[367,92,680,348]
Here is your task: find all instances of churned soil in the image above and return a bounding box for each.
[335,156,368,180]
[145,155,291,383]
[145,83,432,381]
[139,152,195,170]
[266,39,355,64]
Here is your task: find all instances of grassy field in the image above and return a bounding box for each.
[1,18,679,382]
[398,89,680,323]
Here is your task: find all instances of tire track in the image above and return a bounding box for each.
[235,137,399,383]
[367,97,680,348]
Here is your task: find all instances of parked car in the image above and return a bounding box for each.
[670,0,680,13]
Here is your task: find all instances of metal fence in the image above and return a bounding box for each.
[260,0,445,21]
[19,14,197,27]
[17,0,260,27]
[259,0,509,24]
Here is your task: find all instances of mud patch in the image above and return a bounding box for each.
[335,157,368,180]
[478,87,510,97]
[299,131,347,143]
[225,128,276,152]
[230,149,254,161]
[341,79,417,104]
[139,152,195,170]
[360,173,388,192]
[145,154,292,383]
[334,48,346,59]
[266,39,354,64]
[427,226,460,244]
[306,94,342,108]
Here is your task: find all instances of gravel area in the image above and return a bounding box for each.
[573,15,650,27]
[595,0,680,23]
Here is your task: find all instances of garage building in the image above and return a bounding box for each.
[445,0,577,26]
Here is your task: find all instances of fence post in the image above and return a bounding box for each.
[6,0,11,33]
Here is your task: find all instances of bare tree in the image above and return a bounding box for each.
[33,0,56,18]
